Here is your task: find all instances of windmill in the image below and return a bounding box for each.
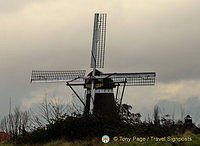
[31,13,156,117]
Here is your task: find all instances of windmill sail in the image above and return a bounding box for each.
[101,72,156,86]
[91,13,107,68]
[31,70,86,83]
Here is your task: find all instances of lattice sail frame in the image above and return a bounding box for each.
[91,13,107,68]
[101,72,156,86]
[31,70,86,83]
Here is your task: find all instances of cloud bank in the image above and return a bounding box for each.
[0,0,200,122]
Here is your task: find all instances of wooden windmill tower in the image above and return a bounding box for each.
[31,13,156,117]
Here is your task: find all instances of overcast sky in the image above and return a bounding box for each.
[0,0,200,123]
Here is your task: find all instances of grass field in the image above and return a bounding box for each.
[0,131,200,146]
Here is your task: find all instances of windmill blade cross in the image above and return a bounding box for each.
[29,13,157,117]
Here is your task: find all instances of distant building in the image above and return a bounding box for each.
[184,115,192,124]
[183,115,200,134]
[165,114,171,120]
[0,132,10,143]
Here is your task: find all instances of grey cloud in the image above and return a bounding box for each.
[0,0,28,13]
[0,0,52,13]
[1,0,200,120]
[1,0,200,83]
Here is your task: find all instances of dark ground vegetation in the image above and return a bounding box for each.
[8,104,200,144]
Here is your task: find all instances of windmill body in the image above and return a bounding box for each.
[84,69,117,116]
[31,13,156,117]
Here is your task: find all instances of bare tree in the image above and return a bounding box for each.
[49,98,69,121]
[0,116,9,134]
[0,107,31,137]
[31,96,76,128]
[1,95,82,134]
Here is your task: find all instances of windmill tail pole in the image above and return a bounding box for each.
[90,48,96,114]
[91,67,96,114]
[115,83,119,101]
[118,79,127,113]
